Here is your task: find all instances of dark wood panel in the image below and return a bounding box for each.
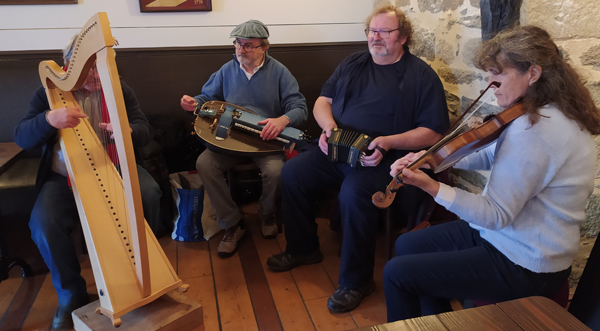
[0,42,365,143]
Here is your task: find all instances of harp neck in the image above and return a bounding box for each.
[39,13,115,93]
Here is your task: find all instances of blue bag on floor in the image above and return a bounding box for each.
[172,188,204,241]
[170,171,219,242]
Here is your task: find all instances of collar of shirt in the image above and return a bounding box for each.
[240,56,265,80]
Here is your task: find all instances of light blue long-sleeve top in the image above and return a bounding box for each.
[193,54,308,128]
[435,104,596,273]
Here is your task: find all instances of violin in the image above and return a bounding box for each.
[372,82,526,209]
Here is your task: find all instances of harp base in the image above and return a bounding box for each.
[72,289,203,330]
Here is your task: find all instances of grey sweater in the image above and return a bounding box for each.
[436,104,596,273]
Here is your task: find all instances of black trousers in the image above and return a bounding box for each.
[281,143,424,289]
[383,220,571,322]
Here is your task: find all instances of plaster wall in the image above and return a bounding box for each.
[0,0,372,51]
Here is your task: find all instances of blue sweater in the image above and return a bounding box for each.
[194,54,308,128]
[435,104,596,273]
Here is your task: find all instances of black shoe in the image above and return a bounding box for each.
[266,250,323,272]
[52,296,90,330]
[327,279,376,313]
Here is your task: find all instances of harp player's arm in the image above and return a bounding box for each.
[14,87,87,150]
[313,96,337,155]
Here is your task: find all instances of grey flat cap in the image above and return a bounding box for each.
[230,20,270,39]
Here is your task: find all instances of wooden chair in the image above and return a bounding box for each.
[327,169,458,261]
[471,237,599,330]
[383,168,458,260]
[568,236,600,330]
[226,160,263,206]
[0,156,38,282]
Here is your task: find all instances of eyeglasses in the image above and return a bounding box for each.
[233,40,262,52]
[364,28,400,39]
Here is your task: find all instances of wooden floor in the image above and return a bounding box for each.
[0,202,395,331]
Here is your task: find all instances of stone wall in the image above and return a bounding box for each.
[523,0,600,179]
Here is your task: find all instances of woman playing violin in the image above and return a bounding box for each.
[383,25,600,322]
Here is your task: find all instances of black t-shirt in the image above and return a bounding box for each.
[320,50,449,159]
[335,57,401,138]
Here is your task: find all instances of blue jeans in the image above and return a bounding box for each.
[383,220,570,322]
[29,166,161,307]
[281,143,424,289]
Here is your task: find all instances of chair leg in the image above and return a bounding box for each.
[276,201,283,233]
[386,207,393,261]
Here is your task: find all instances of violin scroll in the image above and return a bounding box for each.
[371,148,438,209]
[372,175,404,209]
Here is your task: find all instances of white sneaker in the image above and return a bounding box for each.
[261,217,278,239]
[217,220,245,258]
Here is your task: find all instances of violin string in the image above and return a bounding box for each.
[401,82,499,176]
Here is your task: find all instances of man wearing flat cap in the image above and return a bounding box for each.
[181,20,308,258]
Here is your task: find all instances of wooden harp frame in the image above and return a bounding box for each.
[38,12,185,327]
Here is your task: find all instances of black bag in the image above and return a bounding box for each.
[139,139,174,238]
[146,114,205,173]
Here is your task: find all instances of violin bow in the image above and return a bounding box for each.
[371,81,501,209]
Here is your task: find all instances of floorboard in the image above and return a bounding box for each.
[0,200,394,330]
[0,269,23,317]
[209,232,258,331]
[304,297,357,330]
[20,273,55,331]
[183,275,219,331]
[247,209,316,331]
[0,273,45,331]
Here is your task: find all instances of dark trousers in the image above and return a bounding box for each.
[383,220,571,322]
[281,144,423,289]
[30,167,161,307]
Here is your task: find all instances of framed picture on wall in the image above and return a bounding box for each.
[0,0,77,4]
[139,0,211,12]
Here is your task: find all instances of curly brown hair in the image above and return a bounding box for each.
[364,5,413,49]
[474,25,600,134]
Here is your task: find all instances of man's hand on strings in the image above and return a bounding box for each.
[180,95,198,112]
[46,107,87,129]
[99,123,133,139]
[318,125,337,155]
[360,136,392,167]
[258,116,289,141]
[389,151,428,176]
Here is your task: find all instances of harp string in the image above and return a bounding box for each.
[72,61,130,245]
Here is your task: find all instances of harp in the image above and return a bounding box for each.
[38,13,186,327]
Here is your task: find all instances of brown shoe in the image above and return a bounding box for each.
[217,220,246,258]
